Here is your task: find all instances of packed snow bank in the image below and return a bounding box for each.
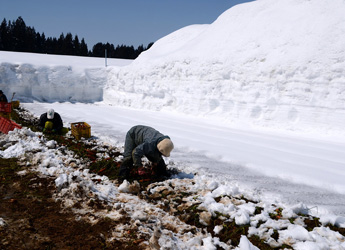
[0,51,132,102]
[103,0,345,136]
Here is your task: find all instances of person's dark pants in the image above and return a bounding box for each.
[119,131,136,179]
[123,129,136,159]
[119,157,133,179]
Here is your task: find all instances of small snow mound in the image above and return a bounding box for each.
[0,218,7,228]
[55,173,69,190]
[118,180,140,194]
[319,214,345,228]
[236,235,260,250]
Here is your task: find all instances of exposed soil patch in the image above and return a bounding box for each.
[0,158,143,250]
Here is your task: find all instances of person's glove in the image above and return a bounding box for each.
[137,166,146,176]
[119,165,130,181]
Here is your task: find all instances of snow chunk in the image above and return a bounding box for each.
[132,211,148,221]
[207,180,219,191]
[199,211,212,226]
[118,180,140,194]
[46,140,57,149]
[55,173,68,190]
[285,203,310,217]
[313,226,345,243]
[211,184,239,198]
[95,183,118,200]
[279,224,312,243]
[293,241,328,250]
[233,210,250,226]
[201,236,217,250]
[214,225,223,235]
[0,218,7,227]
[235,235,259,250]
[319,214,345,228]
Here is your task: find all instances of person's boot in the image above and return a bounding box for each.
[118,157,133,182]
[118,166,129,182]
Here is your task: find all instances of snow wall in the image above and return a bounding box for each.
[0,61,107,103]
[1,0,345,135]
[103,0,345,135]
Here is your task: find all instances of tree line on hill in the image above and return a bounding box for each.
[0,17,153,59]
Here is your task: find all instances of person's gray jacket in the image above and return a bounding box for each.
[124,125,170,167]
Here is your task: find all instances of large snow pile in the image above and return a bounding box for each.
[1,0,345,136]
[103,0,345,135]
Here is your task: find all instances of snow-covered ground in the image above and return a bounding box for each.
[20,101,345,218]
[2,126,344,249]
[1,0,345,248]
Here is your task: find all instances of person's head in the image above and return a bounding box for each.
[47,109,55,119]
[157,138,174,157]
[0,90,3,95]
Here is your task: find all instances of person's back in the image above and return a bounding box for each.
[0,90,8,103]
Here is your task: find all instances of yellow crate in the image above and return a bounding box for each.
[71,122,91,140]
[11,100,20,109]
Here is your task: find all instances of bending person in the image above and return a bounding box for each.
[39,109,64,134]
[119,125,174,180]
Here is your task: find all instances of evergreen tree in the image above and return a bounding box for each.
[80,38,89,56]
[105,42,115,58]
[137,44,145,55]
[0,19,9,50]
[147,42,154,50]
[57,33,65,54]
[46,37,58,54]
[25,26,37,52]
[36,32,46,53]
[63,32,74,55]
[91,42,104,57]
[12,16,27,51]
[73,35,80,55]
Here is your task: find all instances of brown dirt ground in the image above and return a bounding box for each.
[0,158,145,250]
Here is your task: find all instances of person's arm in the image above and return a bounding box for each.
[38,114,46,128]
[54,114,63,131]
[132,142,150,167]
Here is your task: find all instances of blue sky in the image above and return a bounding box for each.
[1,0,252,49]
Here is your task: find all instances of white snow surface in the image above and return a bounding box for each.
[1,0,345,247]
